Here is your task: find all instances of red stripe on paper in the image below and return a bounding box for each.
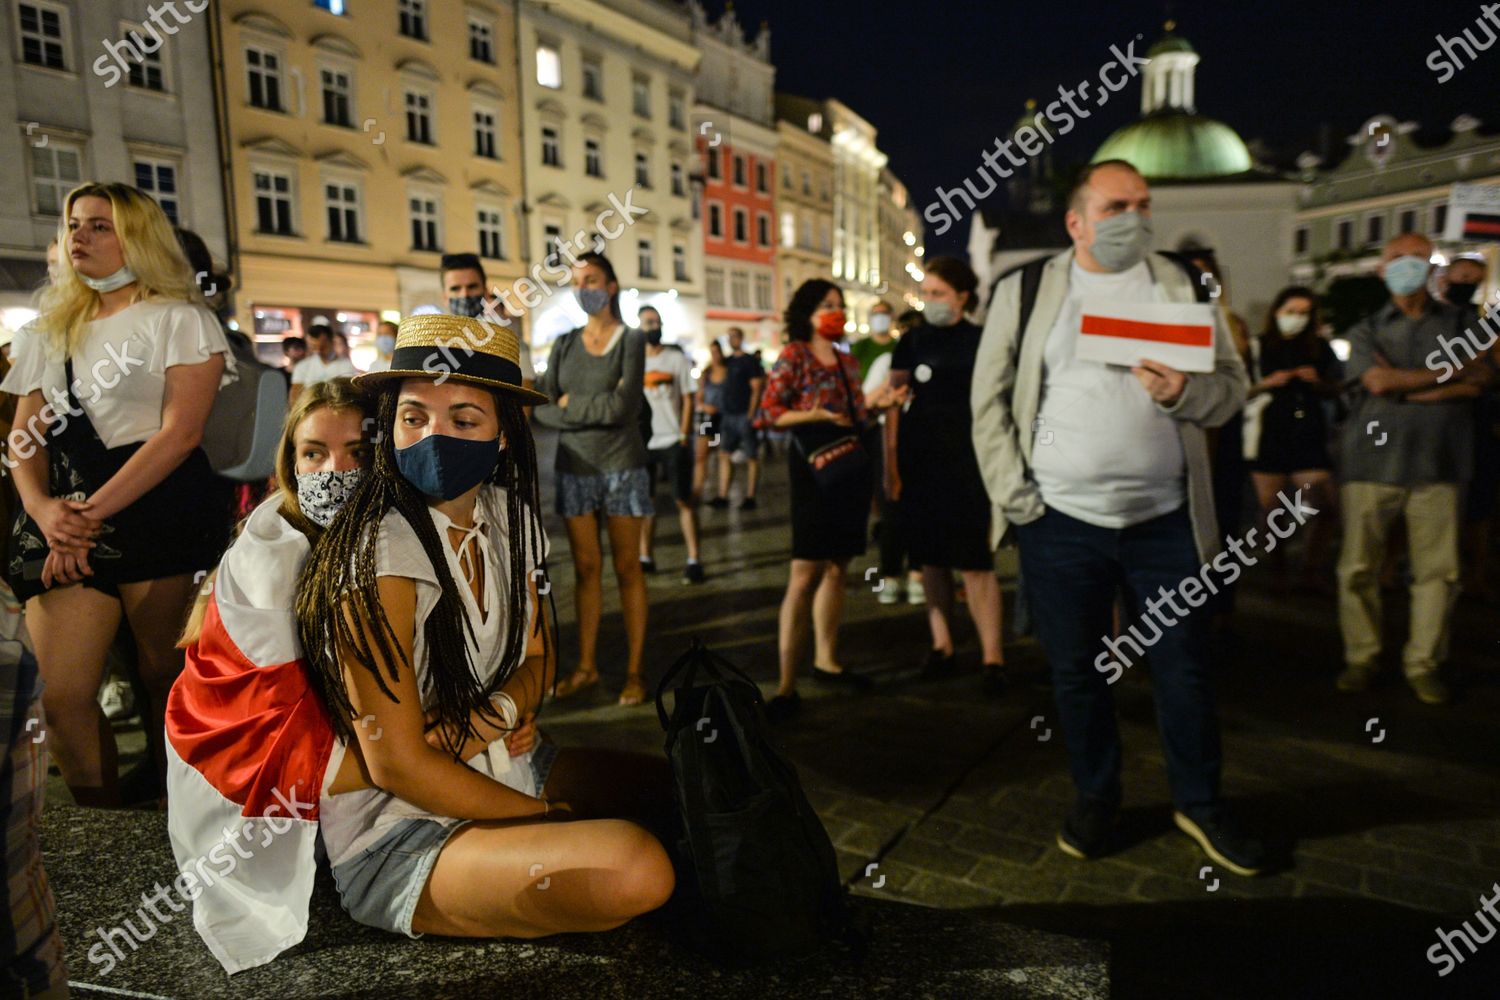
[1080,313,1213,347]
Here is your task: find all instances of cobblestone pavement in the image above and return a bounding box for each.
[69,433,1499,998]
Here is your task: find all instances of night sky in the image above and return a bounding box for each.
[718,1,1500,255]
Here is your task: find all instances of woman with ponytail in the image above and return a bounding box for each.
[297,315,673,946]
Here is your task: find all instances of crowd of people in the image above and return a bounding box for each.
[1,162,1495,993]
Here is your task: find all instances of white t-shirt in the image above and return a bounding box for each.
[1029,260,1188,529]
[1,300,235,450]
[643,346,697,450]
[290,352,358,386]
[318,485,548,870]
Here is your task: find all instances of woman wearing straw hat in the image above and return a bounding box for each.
[296,314,674,943]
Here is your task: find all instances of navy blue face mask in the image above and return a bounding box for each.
[394,434,501,500]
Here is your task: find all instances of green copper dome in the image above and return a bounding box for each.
[1148,35,1195,57]
[1091,112,1253,180]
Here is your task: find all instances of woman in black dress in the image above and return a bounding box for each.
[1244,286,1341,582]
[757,280,874,722]
[885,257,1005,692]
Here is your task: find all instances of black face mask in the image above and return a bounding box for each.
[449,294,487,318]
[1446,282,1479,306]
[644,328,663,346]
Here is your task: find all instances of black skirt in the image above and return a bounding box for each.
[9,360,230,603]
[898,438,993,572]
[787,446,871,561]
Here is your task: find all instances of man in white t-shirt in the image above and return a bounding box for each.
[289,318,357,403]
[637,306,703,583]
[970,160,1261,876]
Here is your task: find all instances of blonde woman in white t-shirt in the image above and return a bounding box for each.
[2,182,234,806]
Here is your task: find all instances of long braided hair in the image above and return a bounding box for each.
[295,380,551,756]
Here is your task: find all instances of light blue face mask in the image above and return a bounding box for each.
[1383,255,1430,297]
[78,265,138,293]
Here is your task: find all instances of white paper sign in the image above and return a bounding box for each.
[1074,299,1217,373]
[1445,183,1500,242]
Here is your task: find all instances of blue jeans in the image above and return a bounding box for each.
[1014,504,1221,819]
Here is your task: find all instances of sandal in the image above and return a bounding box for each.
[552,669,600,699]
[618,675,648,706]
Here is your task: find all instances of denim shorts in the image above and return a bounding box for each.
[328,742,559,936]
[556,467,652,519]
[720,413,759,458]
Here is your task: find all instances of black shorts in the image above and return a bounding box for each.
[647,444,695,504]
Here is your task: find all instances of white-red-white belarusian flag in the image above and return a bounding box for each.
[1075,299,1218,373]
[165,498,335,975]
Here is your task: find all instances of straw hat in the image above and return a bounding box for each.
[353,313,548,404]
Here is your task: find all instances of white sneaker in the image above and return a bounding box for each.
[99,679,135,721]
[906,580,926,605]
[877,579,902,605]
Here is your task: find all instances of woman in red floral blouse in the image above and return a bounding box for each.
[755,279,875,723]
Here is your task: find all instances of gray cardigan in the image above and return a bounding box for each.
[969,248,1248,563]
[533,324,648,475]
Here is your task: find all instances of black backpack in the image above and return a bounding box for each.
[655,640,852,965]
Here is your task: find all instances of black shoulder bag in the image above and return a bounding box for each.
[791,354,870,489]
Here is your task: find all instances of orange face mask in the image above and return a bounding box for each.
[815,309,846,339]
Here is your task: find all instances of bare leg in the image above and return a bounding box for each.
[1293,469,1338,580]
[923,565,957,655]
[676,500,700,563]
[605,515,648,701]
[717,451,733,501]
[745,458,761,500]
[961,569,1004,664]
[119,575,196,794]
[776,559,823,696]
[557,515,603,692]
[413,817,674,938]
[27,586,122,806]
[640,513,657,562]
[811,558,849,670]
[1251,472,1292,569]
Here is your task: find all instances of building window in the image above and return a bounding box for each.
[706,148,721,181]
[122,23,166,91]
[754,273,772,311]
[780,210,795,248]
[1293,225,1309,257]
[1335,218,1353,251]
[253,168,294,235]
[807,112,822,133]
[757,212,770,247]
[325,181,362,242]
[756,162,769,194]
[800,216,812,248]
[405,90,433,144]
[473,107,498,158]
[536,43,561,89]
[634,152,651,188]
[638,239,655,278]
[18,2,67,70]
[468,14,494,63]
[632,73,650,118]
[708,203,723,239]
[321,68,353,127]
[31,142,81,216]
[246,46,283,111]
[671,163,685,197]
[1431,203,1449,236]
[585,138,603,178]
[733,208,748,244]
[705,266,724,306]
[478,206,506,260]
[1397,208,1418,235]
[314,0,348,13]
[673,243,687,282]
[1365,213,1385,247]
[819,221,830,252]
[801,170,810,195]
[732,155,746,188]
[410,193,441,251]
[398,0,427,41]
[782,168,791,190]
[543,223,563,266]
[669,90,686,130]
[133,158,179,224]
[582,57,602,100]
[541,126,561,167]
[730,270,749,309]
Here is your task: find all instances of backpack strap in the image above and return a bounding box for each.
[1153,250,1215,303]
[987,254,1051,356]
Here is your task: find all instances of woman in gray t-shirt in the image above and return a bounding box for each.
[533,252,652,705]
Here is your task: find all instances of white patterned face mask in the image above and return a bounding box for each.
[295,468,366,527]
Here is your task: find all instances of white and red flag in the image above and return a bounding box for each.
[1075,299,1218,373]
[165,498,335,974]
